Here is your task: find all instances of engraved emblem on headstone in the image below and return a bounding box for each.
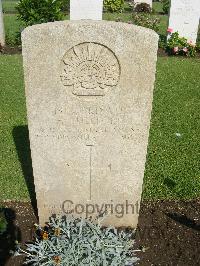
[61,42,120,96]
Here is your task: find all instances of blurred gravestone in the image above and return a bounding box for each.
[0,0,5,46]
[70,0,103,20]
[22,20,158,228]
[168,0,200,44]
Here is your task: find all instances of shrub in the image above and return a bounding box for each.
[61,0,70,13]
[5,30,22,46]
[17,215,139,265]
[132,13,160,32]
[166,32,197,57]
[16,0,65,27]
[158,34,167,49]
[103,0,124,13]
[161,0,170,14]
[134,3,151,13]
[0,208,7,235]
[196,41,200,53]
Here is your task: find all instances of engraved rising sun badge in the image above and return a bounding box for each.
[61,42,120,96]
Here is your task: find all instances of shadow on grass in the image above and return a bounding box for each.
[0,208,21,266]
[12,126,38,217]
[163,178,176,190]
[166,213,200,232]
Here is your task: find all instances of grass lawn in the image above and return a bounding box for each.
[0,55,29,200]
[153,2,164,14]
[103,12,132,22]
[0,55,200,201]
[4,14,21,43]
[2,0,17,14]
[143,57,200,200]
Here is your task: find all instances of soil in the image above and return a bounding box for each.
[136,200,200,266]
[0,200,199,266]
[0,46,22,55]
[157,48,168,57]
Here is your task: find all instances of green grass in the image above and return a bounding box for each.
[153,1,163,14]
[4,14,20,32]
[4,14,22,44]
[2,0,18,14]
[143,57,200,200]
[0,55,30,200]
[156,14,168,36]
[0,55,200,201]
[103,12,132,22]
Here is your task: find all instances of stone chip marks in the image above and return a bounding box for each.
[22,21,158,228]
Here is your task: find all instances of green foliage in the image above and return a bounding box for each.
[166,32,197,57]
[0,209,7,235]
[18,216,139,265]
[5,30,22,46]
[135,3,152,13]
[196,41,200,53]
[161,0,170,14]
[16,0,65,27]
[132,13,160,32]
[158,34,167,49]
[103,0,124,13]
[5,31,17,46]
[61,0,70,13]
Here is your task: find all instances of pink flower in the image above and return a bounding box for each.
[187,40,195,47]
[167,28,173,33]
[173,47,179,53]
[183,47,188,53]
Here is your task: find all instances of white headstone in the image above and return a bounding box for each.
[168,0,200,44]
[22,21,158,228]
[135,0,152,8]
[0,0,5,46]
[70,0,103,20]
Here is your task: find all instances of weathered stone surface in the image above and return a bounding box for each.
[168,0,200,44]
[0,0,5,46]
[22,21,158,227]
[70,0,103,20]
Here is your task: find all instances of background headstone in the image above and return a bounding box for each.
[70,0,103,20]
[0,0,5,46]
[135,0,152,8]
[22,21,158,228]
[168,0,200,44]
